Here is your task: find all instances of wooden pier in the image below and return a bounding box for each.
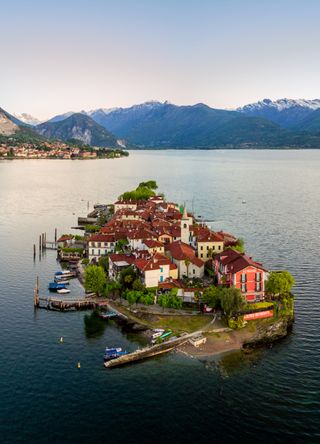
[43,241,58,250]
[104,332,199,368]
[35,296,110,311]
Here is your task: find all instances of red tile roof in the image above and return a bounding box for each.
[166,241,204,268]
[215,249,266,273]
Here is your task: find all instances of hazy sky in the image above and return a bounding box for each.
[2,0,320,119]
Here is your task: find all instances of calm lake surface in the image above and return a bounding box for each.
[0,150,319,444]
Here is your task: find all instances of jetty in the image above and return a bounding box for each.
[104,332,199,368]
[35,296,109,311]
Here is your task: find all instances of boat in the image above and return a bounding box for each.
[242,200,246,204]
[54,276,70,284]
[159,330,172,340]
[99,311,117,320]
[55,271,76,278]
[48,282,67,292]
[57,288,70,294]
[104,347,128,361]
[152,330,164,339]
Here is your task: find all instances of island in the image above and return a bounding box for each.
[37,180,295,366]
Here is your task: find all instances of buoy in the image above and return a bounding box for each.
[77,362,81,369]
[60,336,64,343]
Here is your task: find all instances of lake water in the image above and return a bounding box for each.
[0,150,319,444]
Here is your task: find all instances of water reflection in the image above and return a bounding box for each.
[84,310,106,338]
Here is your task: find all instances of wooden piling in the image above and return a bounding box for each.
[33,244,36,259]
[54,228,57,242]
[34,277,40,307]
[39,235,42,251]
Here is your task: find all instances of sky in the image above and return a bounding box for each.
[2,0,320,119]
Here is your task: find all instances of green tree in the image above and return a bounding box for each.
[98,255,109,272]
[219,287,245,317]
[184,258,191,278]
[202,286,220,308]
[126,290,141,306]
[138,180,158,190]
[104,280,121,299]
[139,293,154,305]
[158,294,171,311]
[115,238,129,253]
[132,278,145,291]
[266,271,295,298]
[119,266,137,290]
[84,265,106,296]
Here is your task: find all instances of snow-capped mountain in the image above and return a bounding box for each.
[12,113,41,126]
[239,98,320,112]
[238,98,320,128]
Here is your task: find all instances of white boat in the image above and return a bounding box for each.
[57,288,70,294]
[152,331,164,339]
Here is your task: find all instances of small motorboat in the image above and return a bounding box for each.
[99,311,117,320]
[104,347,128,361]
[48,282,67,292]
[54,276,70,284]
[55,271,76,278]
[57,288,70,294]
[152,330,164,339]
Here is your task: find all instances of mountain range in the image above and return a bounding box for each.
[36,113,121,148]
[5,98,320,149]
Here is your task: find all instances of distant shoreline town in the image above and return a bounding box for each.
[0,140,128,160]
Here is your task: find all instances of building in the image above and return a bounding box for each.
[88,234,116,263]
[196,232,224,261]
[214,249,267,302]
[166,241,205,279]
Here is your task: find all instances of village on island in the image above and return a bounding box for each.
[35,181,295,367]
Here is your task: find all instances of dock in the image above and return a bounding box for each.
[36,296,109,311]
[104,332,199,368]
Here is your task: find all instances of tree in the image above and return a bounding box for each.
[84,265,106,296]
[202,286,220,308]
[126,290,140,306]
[219,287,245,317]
[184,258,191,278]
[138,180,158,190]
[104,280,121,299]
[132,278,145,291]
[158,294,171,311]
[266,271,295,298]
[98,255,109,272]
[119,266,137,289]
[115,238,129,253]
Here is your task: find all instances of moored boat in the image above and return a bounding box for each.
[57,288,70,294]
[104,347,128,361]
[48,282,67,292]
[55,271,76,279]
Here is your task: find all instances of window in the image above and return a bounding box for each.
[160,267,163,273]
[98,242,101,248]
[241,283,247,292]
[200,246,203,250]
[91,249,94,255]
[241,273,247,283]
[193,269,195,274]
[255,282,261,292]
[207,246,209,250]
[255,272,261,282]
[218,245,221,250]
[98,249,100,255]
[201,254,203,258]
